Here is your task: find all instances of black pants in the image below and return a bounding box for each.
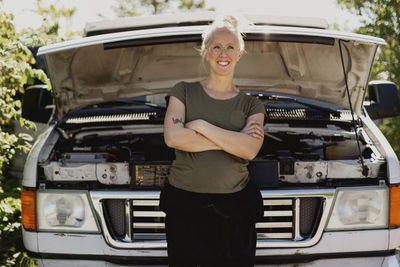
[160,182,263,267]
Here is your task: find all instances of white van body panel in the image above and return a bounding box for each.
[22,125,57,187]
[22,13,400,267]
[361,114,400,184]
[22,229,38,253]
[37,257,399,267]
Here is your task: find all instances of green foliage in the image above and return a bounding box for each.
[0,177,36,267]
[337,0,400,157]
[1,0,80,263]
[0,7,48,177]
[0,0,76,265]
[0,8,49,158]
[0,7,40,267]
[19,0,80,46]
[178,0,206,11]
[380,116,400,156]
[0,0,79,265]
[112,0,208,17]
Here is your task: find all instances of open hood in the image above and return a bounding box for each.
[39,25,385,119]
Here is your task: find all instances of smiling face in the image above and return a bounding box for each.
[205,28,243,77]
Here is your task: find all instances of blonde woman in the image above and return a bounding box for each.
[161,15,265,267]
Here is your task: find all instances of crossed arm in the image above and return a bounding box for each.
[163,96,265,160]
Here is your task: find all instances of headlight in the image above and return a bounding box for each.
[326,186,388,231]
[37,191,99,232]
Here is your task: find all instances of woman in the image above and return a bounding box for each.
[161,15,265,267]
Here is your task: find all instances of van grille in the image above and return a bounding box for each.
[101,196,323,243]
[131,199,165,240]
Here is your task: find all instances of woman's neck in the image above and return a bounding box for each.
[202,73,237,93]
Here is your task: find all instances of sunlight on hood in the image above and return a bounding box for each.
[43,34,378,119]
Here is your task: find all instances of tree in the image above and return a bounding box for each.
[20,0,80,47]
[337,0,400,156]
[0,5,50,266]
[1,0,79,265]
[112,0,208,17]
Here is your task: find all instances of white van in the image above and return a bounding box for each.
[21,12,400,266]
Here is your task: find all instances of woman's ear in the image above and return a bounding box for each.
[237,51,243,60]
[204,50,210,62]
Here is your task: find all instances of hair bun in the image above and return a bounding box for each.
[200,13,251,57]
[214,13,252,32]
[221,15,239,30]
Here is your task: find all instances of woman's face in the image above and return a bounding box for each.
[205,28,243,77]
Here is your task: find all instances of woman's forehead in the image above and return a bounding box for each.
[209,28,239,45]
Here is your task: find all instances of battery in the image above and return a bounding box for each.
[133,162,171,186]
[61,153,108,163]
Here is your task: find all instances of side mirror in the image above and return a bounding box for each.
[22,85,54,123]
[364,81,400,120]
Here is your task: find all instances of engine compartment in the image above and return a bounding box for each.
[38,110,386,188]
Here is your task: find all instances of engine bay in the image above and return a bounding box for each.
[38,106,386,188]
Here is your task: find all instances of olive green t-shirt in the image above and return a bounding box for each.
[167,81,265,193]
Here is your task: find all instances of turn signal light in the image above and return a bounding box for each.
[389,186,400,228]
[21,189,36,231]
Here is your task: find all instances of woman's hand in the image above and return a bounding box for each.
[241,120,264,139]
[187,119,264,139]
[184,114,264,160]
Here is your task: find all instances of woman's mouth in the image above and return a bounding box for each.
[217,61,229,66]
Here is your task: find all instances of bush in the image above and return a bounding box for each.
[0,8,50,267]
[0,177,35,267]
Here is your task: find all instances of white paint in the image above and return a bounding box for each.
[36,256,399,267]
[37,25,385,56]
[34,229,388,256]
[22,228,38,252]
[22,124,56,188]
[260,257,389,267]
[362,113,400,184]
[382,254,400,267]
[389,227,400,249]
[37,259,108,267]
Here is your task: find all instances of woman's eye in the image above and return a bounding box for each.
[228,46,234,50]
[212,46,221,54]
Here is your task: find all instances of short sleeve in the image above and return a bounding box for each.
[168,82,186,105]
[247,96,266,117]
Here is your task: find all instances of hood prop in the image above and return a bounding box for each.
[339,40,368,177]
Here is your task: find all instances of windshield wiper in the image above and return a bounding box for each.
[96,99,166,110]
[258,94,341,118]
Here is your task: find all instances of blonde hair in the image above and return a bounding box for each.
[200,14,247,58]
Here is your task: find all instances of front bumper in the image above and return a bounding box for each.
[34,254,400,267]
[25,228,400,265]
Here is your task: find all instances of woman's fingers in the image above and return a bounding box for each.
[242,121,260,131]
[249,132,263,139]
[243,126,264,139]
[246,122,264,134]
[242,129,263,137]
[244,121,262,128]
[240,120,264,139]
